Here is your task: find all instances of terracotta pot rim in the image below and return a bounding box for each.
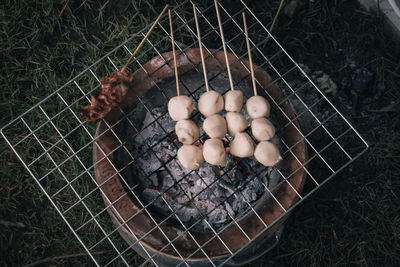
[93,48,307,258]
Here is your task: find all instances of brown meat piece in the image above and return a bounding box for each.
[79,71,134,122]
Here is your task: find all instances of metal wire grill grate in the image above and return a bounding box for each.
[1,1,369,266]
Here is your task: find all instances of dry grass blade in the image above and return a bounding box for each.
[58,0,70,18]
[269,0,285,35]
[0,219,25,228]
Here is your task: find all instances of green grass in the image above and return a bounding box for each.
[1,0,400,266]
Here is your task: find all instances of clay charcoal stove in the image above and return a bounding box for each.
[94,48,308,265]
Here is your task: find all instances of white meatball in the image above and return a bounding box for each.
[254,141,282,167]
[251,118,276,141]
[175,120,200,144]
[198,90,224,117]
[177,145,204,170]
[246,95,270,119]
[203,114,227,139]
[203,138,226,166]
[225,112,247,136]
[224,90,243,112]
[168,95,195,121]
[230,132,254,158]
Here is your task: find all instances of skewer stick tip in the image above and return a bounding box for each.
[193,2,210,92]
[214,0,235,91]
[169,9,180,96]
[243,11,257,96]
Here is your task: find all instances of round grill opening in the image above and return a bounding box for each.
[93,49,307,264]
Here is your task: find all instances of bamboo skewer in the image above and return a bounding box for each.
[193,3,210,92]
[168,9,180,96]
[120,4,169,73]
[214,0,234,91]
[242,12,257,97]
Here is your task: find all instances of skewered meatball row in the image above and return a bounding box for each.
[246,95,281,167]
[223,89,255,158]
[169,89,282,169]
[168,95,204,170]
[198,90,228,166]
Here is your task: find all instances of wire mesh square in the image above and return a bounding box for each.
[0,1,368,266]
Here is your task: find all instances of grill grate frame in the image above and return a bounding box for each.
[0,1,369,266]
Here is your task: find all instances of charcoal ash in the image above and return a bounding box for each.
[118,71,282,233]
[142,188,201,225]
[126,114,281,232]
